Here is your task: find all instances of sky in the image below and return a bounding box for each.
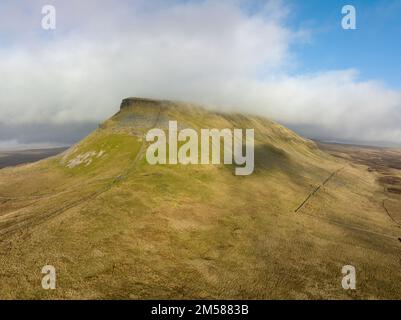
[0,0,401,149]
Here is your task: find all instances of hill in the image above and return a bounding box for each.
[0,98,400,299]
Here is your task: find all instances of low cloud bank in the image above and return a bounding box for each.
[1,0,400,147]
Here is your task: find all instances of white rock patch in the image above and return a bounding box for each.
[66,150,106,168]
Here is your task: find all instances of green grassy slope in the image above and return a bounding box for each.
[0,98,400,299]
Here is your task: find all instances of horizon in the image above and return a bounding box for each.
[2,95,401,151]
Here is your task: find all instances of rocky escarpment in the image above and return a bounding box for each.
[120,97,166,110]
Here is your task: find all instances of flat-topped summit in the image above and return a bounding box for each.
[120,97,165,110]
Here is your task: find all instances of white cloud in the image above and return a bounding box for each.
[0,0,400,145]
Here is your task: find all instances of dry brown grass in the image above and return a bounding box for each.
[0,99,400,299]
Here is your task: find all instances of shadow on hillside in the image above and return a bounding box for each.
[225,143,296,177]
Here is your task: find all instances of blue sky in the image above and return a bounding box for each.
[285,0,401,89]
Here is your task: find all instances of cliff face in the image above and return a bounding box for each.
[120,97,165,110]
